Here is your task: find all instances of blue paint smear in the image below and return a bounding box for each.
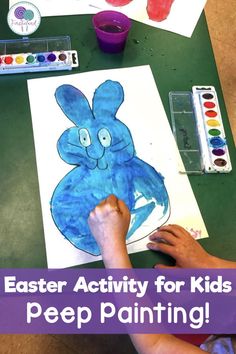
[51,80,170,256]
[209,137,226,148]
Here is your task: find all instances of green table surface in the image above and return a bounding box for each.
[0,0,235,268]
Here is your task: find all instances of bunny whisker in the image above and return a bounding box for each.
[68,142,83,149]
[111,139,123,147]
[111,142,131,152]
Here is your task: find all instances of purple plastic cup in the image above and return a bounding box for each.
[92,10,131,53]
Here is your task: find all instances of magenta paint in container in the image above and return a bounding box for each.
[92,10,131,53]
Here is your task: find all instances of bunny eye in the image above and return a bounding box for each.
[98,128,111,148]
[79,128,91,147]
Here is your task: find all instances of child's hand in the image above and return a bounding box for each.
[88,195,131,257]
[147,224,214,268]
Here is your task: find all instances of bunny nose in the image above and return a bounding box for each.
[86,143,104,160]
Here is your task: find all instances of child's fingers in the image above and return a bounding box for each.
[156,224,181,238]
[146,241,158,251]
[106,194,119,208]
[149,229,178,244]
[147,241,177,259]
[97,198,107,209]
[88,209,95,221]
[158,224,190,239]
[149,231,178,246]
[99,195,120,213]
[153,263,177,269]
[117,198,129,214]
[168,224,192,238]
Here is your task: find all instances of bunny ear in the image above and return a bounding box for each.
[55,84,94,126]
[92,80,124,121]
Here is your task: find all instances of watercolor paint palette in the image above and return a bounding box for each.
[169,87,232,174]
[0,36,79,74]
[0,50,78,74]
[192,86,232,173]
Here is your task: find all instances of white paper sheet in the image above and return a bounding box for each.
[88,0,207,37]
[9,0,96,16]
[27,65,208,268]
[9,0,207,37]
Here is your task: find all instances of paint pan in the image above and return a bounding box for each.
[169,87,232,174]
[0,36,79,74]
[192,86,232,173]
[0,50,78,74]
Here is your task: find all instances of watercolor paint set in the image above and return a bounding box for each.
[0,36,79,74]
[169,86,232,174]
[192,86,232,173]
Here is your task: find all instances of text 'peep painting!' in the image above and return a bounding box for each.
[51,80,170,255]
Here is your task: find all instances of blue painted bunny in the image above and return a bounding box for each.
[51,80,170,255]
